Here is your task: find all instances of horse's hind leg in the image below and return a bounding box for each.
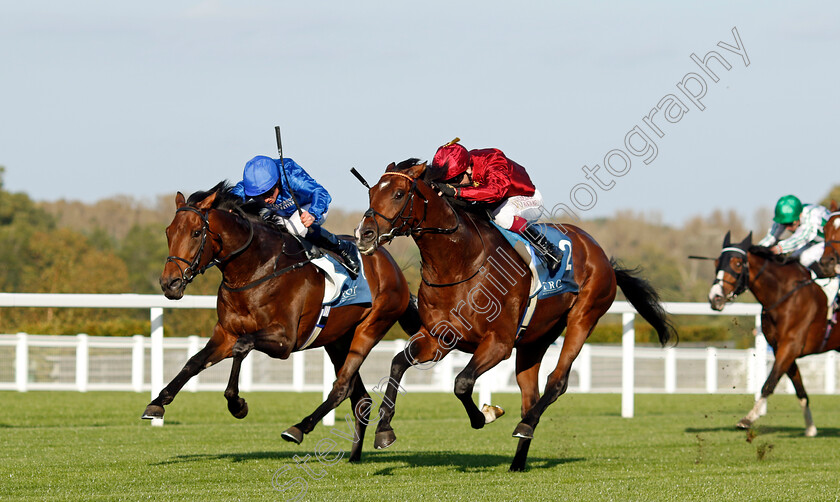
[737,344,797,430]
[224,334,255,419]
[510,339,552,472]
[787,361,817,437]
[142,324,235,419]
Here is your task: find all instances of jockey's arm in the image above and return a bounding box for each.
[757,223,784,247]
[457,151,511,203]
[777,208,822,254]
[283,158,332,223]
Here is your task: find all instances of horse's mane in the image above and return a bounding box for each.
[389,158,496,217]
[748,245,801,265]
[186,181,278,228]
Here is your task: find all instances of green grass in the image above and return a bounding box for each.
[2,391,840,501]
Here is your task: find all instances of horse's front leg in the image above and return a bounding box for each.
[375,328,452,449]
[737,344,798,430]
[224,334,255,419]
[453,333,511,431]
[142,324,235,420]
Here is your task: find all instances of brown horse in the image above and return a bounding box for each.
[818,201,840,277]
[143,182,419,461]
[355,159,676,471]
[708,231,840,436]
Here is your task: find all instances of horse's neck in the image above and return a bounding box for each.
[413,205,488,282]
[748,254,806,306]
[212,212,297,281]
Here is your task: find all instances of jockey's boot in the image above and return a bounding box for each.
[308,227,361,279]
[522,225,563,275]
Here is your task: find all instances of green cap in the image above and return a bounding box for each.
[773,195,803,224]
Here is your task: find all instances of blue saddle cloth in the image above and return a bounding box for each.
[492,222,579,299]
[320,251,373,308]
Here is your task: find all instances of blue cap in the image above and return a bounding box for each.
[242,156,280,196]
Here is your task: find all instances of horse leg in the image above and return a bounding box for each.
[223,334,255,419]
[514,313,595,445]
[142,324,235,419]
[375,328,452,449]
[510,340,552,472]
[737,345,798,430]
[786,361,817,437]
[454,334,511,430]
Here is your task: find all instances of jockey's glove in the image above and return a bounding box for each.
[432,182,457,198]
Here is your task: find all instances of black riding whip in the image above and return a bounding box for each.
[350,167,371,190]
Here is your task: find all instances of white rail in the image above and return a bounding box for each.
[1,294,837,423]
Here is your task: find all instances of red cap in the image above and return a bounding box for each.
[433,143,470,180]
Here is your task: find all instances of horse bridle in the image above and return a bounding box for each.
[165,205,254,286]
[713,246,751,300]
[363,172,460,245]
[823,212,840,263]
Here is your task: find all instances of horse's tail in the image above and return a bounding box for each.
[612,259,678,347]
[397,294,423,336]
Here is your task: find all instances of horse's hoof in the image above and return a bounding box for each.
[374,429,397,449]
[509,463,527,472]
[805,425,818,437]
[281,426,304,444]
[141,404,164,420]
[228,399,248,419]
[735,418,752,430]
[512,423,534,439]
[481,404,505,424]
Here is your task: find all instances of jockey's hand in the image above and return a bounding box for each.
[433,182,457,198]
[770,245,783,254]
[300,211,316,228]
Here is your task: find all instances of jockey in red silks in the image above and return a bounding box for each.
[430,138,564,274]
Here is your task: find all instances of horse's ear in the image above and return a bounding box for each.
[723,231,731,248]
[405,162,427,179]
[385,162,397,173]
[175,192,186,209]
[742,232,752,248]
[831,200,838,212]
[195,191,218,210]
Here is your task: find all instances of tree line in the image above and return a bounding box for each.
[2,166,833,347]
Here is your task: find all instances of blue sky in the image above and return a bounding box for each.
[1,1,838,226]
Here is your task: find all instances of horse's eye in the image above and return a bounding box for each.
[192,229,202,238]
[394,190,405,200]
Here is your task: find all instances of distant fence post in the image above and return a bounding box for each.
[132,335,144,392]
[826,352,837,394]
[76,333,89,392]
[186,335,200,393]
[15,332,28,392]
[577,343,592,393]
[292,352,304,392]
[665,347,676,394]
[621,312,635,418]
[150,307,164,426]
[705,347,718,393]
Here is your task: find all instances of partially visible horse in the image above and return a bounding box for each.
[355,159,676,471]
[143,182,419,461]
[708,231,840,436]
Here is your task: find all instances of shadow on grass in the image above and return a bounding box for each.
[153,449,583,473]
[685,425,840,438]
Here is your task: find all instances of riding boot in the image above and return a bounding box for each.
[307,226,361,279]
[521,225,563,275]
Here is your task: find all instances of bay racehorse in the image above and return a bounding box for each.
[144,182,419,461]
[708,231,840,436]
[355,159,676,471]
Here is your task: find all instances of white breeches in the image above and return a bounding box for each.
[491,189,544,230]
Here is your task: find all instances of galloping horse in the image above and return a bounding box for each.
[144,182,419,461]
[708,231,840,436]
[355,159,676,471]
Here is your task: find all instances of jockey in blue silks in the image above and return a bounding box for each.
[232,155,361,278]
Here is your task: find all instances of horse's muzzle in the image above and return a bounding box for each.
[160,275,186,300]
[709,295,726,311]
[355,224,379,256]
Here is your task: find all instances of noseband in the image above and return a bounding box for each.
[166,205,254,286]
